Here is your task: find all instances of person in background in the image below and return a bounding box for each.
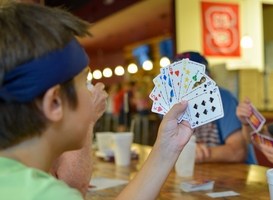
[134,81,152,117]
[117,81,136,132]
[175,51,257,164]
[103,84,118,131]
[0,1,193,200]
[236,97,273,163]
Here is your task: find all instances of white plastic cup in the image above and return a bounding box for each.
[112,132,133,166]
[96,132,113,152]
[267,168,273,200]
[175,135,196,177]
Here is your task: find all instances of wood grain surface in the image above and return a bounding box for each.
[86,143,270,200]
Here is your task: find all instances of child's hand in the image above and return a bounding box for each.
[157,101,193,153]
[89,82,107,123]
[236,98,252,125]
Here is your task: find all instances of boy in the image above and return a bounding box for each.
[0,1,193,200]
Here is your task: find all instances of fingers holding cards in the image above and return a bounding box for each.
[149,58,224,128]
[251,131,273,150]
[245,104,266,132]
[244,104,273,149]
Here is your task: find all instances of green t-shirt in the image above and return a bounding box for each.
[0,157,83,200]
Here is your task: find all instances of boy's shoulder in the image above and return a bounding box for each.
[0,157,83,200]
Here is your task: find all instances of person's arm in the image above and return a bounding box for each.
[116,101,193,200]
[50,82,107,197]
[195,129,247,163]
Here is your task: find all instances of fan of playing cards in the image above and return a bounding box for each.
[149,58,224,128]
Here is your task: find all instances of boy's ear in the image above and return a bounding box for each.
[41,85,63,121]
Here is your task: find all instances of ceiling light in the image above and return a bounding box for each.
[142,60,153,71]
[240,0,253,49]
[103,0,114,5]
[240,35,253,49]
[93,70,102,79]
[115,65,125,76]
[87,71,92,81]
[127,63,138,74]
[160,56,170,67]
[103,68,112,78]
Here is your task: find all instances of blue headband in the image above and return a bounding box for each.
[0,37,89,102]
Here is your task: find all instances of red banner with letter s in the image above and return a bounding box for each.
[201,2,240,57]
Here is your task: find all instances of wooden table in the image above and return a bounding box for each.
[86,143,270,200]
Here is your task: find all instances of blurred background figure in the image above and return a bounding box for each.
[135,81,152,117]
[104,84,119,131]
[116,81,137,132]
[133,80,153,144]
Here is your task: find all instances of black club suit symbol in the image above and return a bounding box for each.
[211,106,216,112]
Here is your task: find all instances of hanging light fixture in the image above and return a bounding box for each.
[103,67,113,78]
[142,60,153,70]
[93,69,102,79]
[160,56,171,67]
[86,70,93,90]
[133,45,150,68]
[240,0,253,49]
[240,35,253,48]
[127,63,138,74]
[87,71,92,81]
[115,65,125,76]
[159,38,173,67]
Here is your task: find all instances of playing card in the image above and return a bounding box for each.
[152,74,169,109]
[168,59,209,102]
[168,61,185,102]
[186,72,216,95]
[149,86,169,110]
[160,66,177,108]
[245,104,266,132]
[250,131,273,149]
[262,136,273,147]
[179,59,206,96]
[182,86,224,128]
[206,191,240,198]
[260,134,273,147]
[177,83,217,123]
[180,180,214,192]
[250,131,263,149]
[151,101,168,115]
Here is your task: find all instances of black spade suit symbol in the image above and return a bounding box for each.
[201,100,206,106]
[193,104,198,109]
[195,112,200,118]
[203,109,208,115]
